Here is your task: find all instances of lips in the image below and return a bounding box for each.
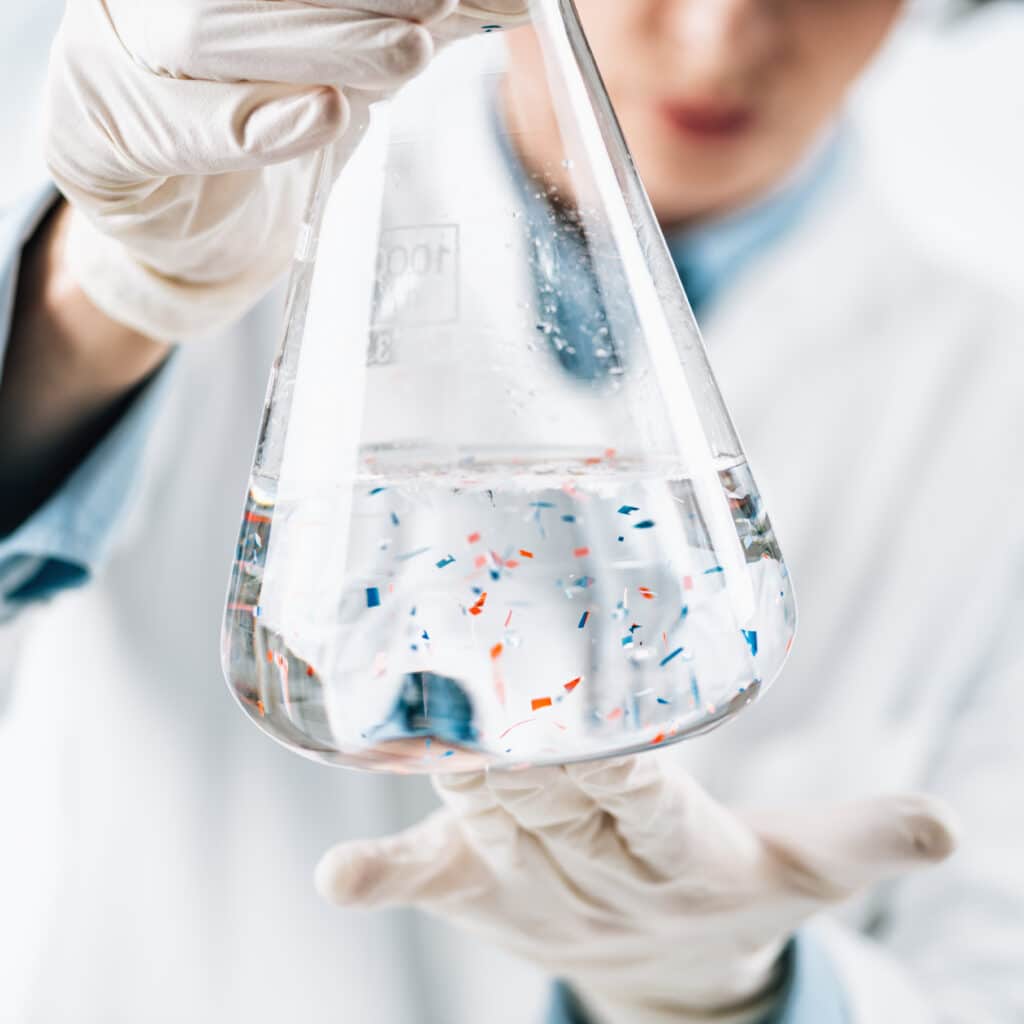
[661,101,755,139]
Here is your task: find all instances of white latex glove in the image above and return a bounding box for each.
[44,0,528,342]
[316,756,957,1024]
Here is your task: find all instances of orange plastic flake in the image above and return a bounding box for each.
[564,677,582,692]
[266,650,274,663]
[519,549,535,559]
[604,448,617,459]
[467,532,482,544]
[469,592,488,616]
[606,707,624,722]
[584,456,602,465]
[651,732,667,745]
[306,666,315,678]
[245,511,272,525]
[531,697,553,711]
[256,699,266,717]
[574,547,590,558]
[490,643,504,660]
[505,559,520,569]
[638,586,656,600]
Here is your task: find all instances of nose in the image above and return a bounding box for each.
[659,0,784,72]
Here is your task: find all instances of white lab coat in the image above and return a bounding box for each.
[2,9,1024,1024]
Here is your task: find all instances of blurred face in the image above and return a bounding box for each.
[506,0,903,227]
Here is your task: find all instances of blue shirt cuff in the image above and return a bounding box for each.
[544,933,848,1024]
[0,182,176,613]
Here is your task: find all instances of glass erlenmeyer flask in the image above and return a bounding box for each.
[222,0,796,773]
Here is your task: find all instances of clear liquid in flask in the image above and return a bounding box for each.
[222,449,795,773]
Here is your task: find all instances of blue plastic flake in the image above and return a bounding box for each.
[443,750,455,757]
[366,587,381,608]
[391,512,400,526]
[436,555,456,569]
[621,635,634,647]
[703,566,724,575]
[680,605,690,620]
[660,647,685,667]
[690,677,701,705]
[617,536,625,542]
[575,576,594,589]
[634,520,656,530]
[618,505,639,515]
[578,611,590,629]
[561,515,577,523]
[656,697,672,705]
[742,630,759,656]
[368,487,387,496]
[421,630,430,641]
[481,23,502,32]
[530,501,556,509]
[629,623,642,634]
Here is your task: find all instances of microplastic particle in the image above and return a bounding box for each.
[306,666,315,678]
[703,566,724,575]
[421,630,430,640]
[490,643,503,660]
[443,750,455,758]
[504,610,513,627]
[742,629,759,656]
[634,520,656,530]
[690,677,701,706]
[397,547,430,562]
[266,651,274,663]
[368,487,387,496]
[660,647,685,667]
[561,515,577,523]
[638,587,656,600]
[530,501,556,509]
[436,555,456,568]
[519,549,535,559]
[469,592,488,616]
[245,510,272,525]
[629,623,642,634]
[656,697,672,705]
[683,576,694,590]
[474,555,488,569]
[621,635,634,647]
[617,536,625,542]
[578,611,590,629]
[390,512,400,526]
[467,532,481,544]
[531,697,553,711]
[618,505,639,515]
[366,587,381,608]
[606,707,624,722]
[650,733,666,745]
[573,547,590,558]
[564,677,582,692]
[680,605,689,620]
[499,718,536,739]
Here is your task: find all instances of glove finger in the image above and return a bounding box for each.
[132,3,437,91]
[565,756,764,882]
[485,766,610,852]
[746,794,959,900]
[315,808,489,908]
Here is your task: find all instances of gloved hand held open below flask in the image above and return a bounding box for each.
[221,0,797,773]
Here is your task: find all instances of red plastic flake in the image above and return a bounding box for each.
[564,677,582,693]
[245,511,272,525]
[505,559,520,569]
[531,697,553,711]
[574,547,590,558]
[490,643,504,660]
[682,576,694,591]
[638,586,656,600]
[651,732,666,745]
[606,707,624,722]
[474,555,488,569]
[256,700,266,717]
[504,610,513,628]
[306,666,315,678]
[266,650,274,663]
[467,532,482,544]
[519,549,535,559]
[469,592,488,616]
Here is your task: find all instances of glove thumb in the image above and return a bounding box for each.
[315,808,486,908]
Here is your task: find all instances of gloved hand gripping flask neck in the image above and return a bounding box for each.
[221,0,797,773]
